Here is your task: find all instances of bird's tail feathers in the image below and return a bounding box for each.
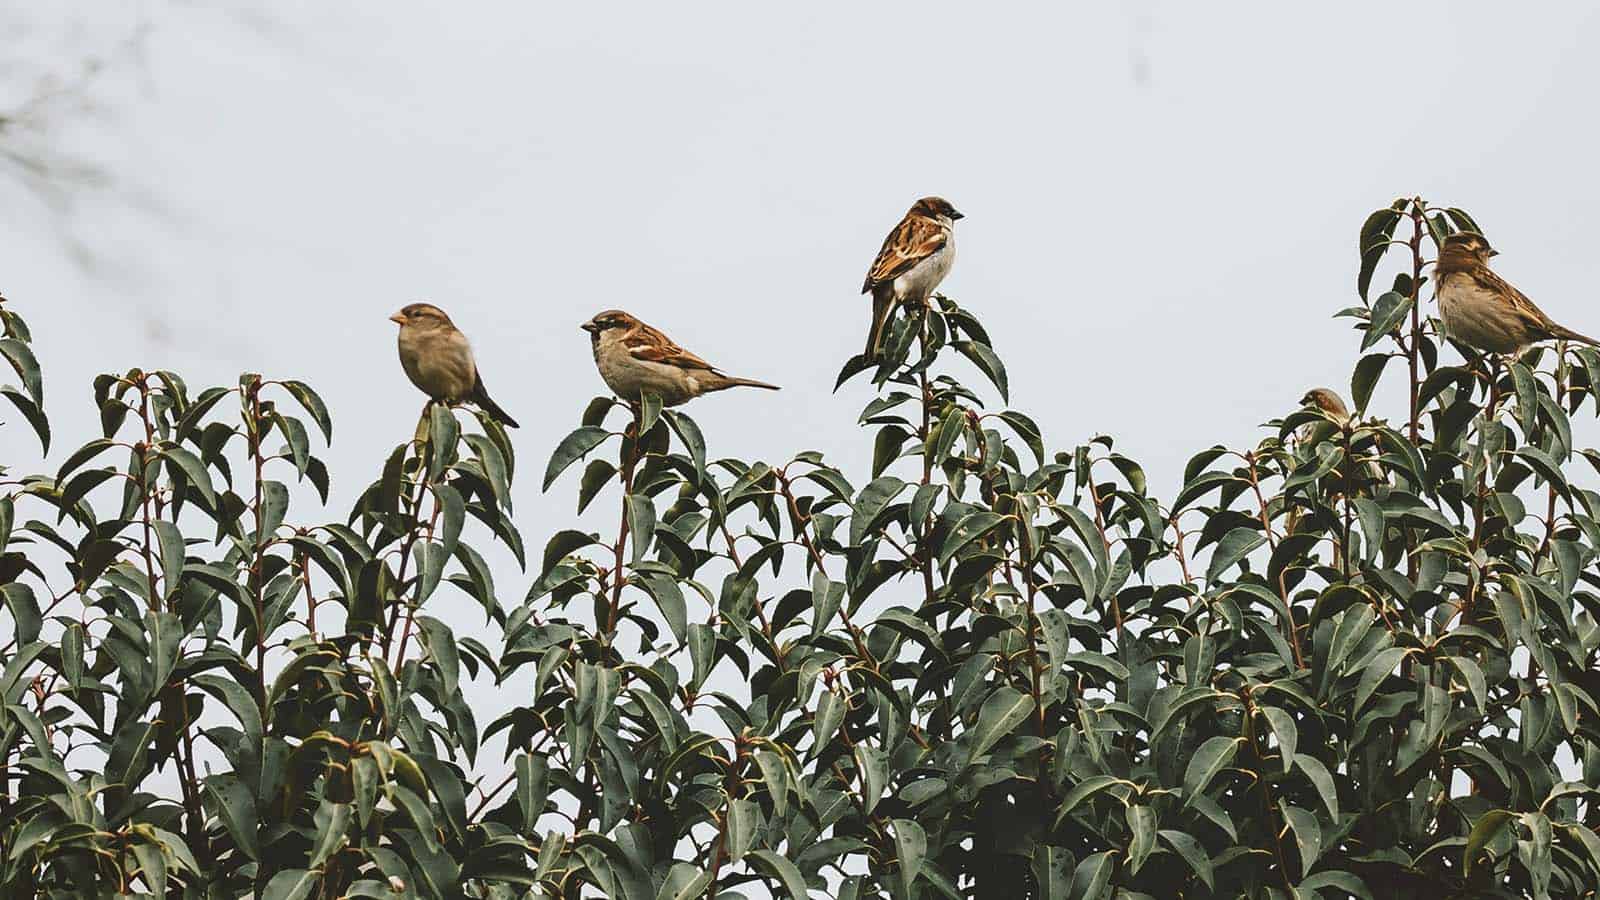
[472,383,520,428]
[714,375,780,392]
[865,286,894,358]
[1551,324,1600,349]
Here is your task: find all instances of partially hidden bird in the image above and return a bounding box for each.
[1434,232,1599,355]
[391,302,519,427]
[582,310,779,407]
[1300,388,1351,425]
[861,196,963,357]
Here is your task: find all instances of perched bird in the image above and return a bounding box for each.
[582,310,779,407]
[861,196,963,357]
[1300,388,1351,424]
[390,302,519,427]
[1434,233,1599,355]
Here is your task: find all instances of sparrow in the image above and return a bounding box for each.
[1289,387,1384,536]
[582,310,779,407]
[1434,232,1600,355]
[1300,388,1350,424]
[861,196,963,357]
[390,302,519,427]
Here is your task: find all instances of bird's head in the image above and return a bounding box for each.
[1441,232,1497,264]
[390,302,455,331]
[582,309,637,337]
[910,196,963,222]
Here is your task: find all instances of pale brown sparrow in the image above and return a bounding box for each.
[1300,388,1351,424]
[390,302,519,427]
[861,196,962,357]
[581,310,778,407]
[1435,233,1599,355]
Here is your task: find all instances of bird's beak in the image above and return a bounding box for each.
[1488,249,1500,257]
[581,321,598,334]
[949,209,965,221]
[389,312,407,325]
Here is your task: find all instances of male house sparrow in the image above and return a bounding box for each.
[390,302,519,427]
[581,310,778,407]
[1434,232,1599,355]
[861,196,963,357]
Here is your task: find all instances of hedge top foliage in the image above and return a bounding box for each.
[1,198,1599,898]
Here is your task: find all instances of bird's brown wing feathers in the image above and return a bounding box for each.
[862,214,948,293]
[625,321,718,371]
[1475,266,1600,348]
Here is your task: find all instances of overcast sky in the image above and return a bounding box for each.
[7,1,1600,784]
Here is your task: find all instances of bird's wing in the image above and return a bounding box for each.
[625,321,718,371]
[1479,268,1560,335]
[862,214,948,293]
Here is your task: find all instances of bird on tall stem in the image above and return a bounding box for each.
[1435,232,1599,357]
[390,302,519,428]
[860,196,963,359]
[581,310,778,408]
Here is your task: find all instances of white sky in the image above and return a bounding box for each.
[5,0,1599,824]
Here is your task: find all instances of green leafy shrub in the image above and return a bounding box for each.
[1,199,1598,898]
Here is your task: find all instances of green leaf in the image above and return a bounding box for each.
[1280,801,1322,875]
[154,520,185,600]
[417,616,461,697]
[855,743,887,815]
[1031,844,1073,899]
[892,818,927,895]
[968,687,1034,758]
[662,410,706,483]
[1053,775,1130,827]
[952,340,1009,402]
[638,574,688,645]
[261,869,317,900]
[516,752,549,835]
[1358,202,1404,301]
[1516,446,1571,503]
[1181,736,1242,808]
[1353,646,1412,714]
[159,445,216,507]
[998,411,1045,464]
[1351,353,1390,412]
[850,476,907,546]
[1126,805,1156,874]
[1,386,48,452]
[1294,753,1339,820]
[1299,871,1373,899]
[938,511,1007,567]
[812,690,846,758]
[1207,527,1265,584]
[1158,830,1214,891]
[626,494,655,563]
[1362,291,1412,350]
[203,775,260,860]
[0,337,43,406]
[754,748,789,818]
[638,391,663,436]
[1464,809,1514,877]
[308,801,351,869]
[279,380,333,442]
[725,797,757,863]
[543,425,611,491]
[1261,707,1297,773]
[746,849,810,899]
[1,583,40,646]
[1559,824,1600,885]
[655,863,713,900]
[1067,850,1115,900]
